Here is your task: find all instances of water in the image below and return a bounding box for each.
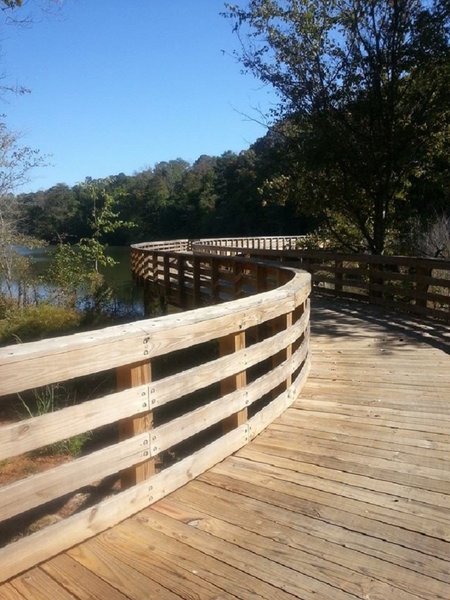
[4,246,145,317]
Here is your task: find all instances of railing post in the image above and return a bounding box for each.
[177,255,186,307]
[335,259,343,294]
[271,312,293,397]
[233,261,243,298]
[193,256,201,306]
[211,258,220,302]
[219,331,247,433]
[256,264,268,292]
[369,261,383,302]
[164,254,171,295]
[415,265,431,310]
[116,360,154,488]
[152,252,158,283]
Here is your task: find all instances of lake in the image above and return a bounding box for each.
[6,246,146,317]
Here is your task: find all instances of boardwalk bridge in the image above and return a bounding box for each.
[0,237,449,599]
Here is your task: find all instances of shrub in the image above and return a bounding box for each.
[0,303,81,345]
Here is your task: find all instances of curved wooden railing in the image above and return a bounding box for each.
[0,240,311,582]
[187,238,450,322]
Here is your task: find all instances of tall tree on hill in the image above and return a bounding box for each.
[226,0,450,253]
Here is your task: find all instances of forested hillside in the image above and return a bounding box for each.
[15,130,313,247]
[16,113,448,254]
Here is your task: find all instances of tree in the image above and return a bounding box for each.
[226,0,450,253]
[0,123,44,303]
[48,180,135,308]
[0,0,61,305]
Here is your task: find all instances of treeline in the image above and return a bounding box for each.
[16,132,316,247]
[16,112,449,254]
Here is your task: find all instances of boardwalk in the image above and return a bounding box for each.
[2,297,450,600]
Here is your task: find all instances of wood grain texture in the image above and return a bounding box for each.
[117,359,154,486]
[0,268,310,395]
[2,237,448,599]
[2,296,445,600]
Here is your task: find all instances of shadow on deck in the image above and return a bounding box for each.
[3,296,450,600]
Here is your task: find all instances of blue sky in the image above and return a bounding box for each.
[1,1,276,192]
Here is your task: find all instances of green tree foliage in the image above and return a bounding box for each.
[0,122,45,305]
[225,0,450,253]
[17,144,313,247]
[48,180,135,308]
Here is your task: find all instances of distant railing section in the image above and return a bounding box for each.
[132,247,293,308]
[193,236,302,254]
[265,251,449,322]
[167,238,448,323]
[0,241,311,582]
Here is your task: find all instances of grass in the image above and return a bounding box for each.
[0,302,81,345]
[17,383,91,457]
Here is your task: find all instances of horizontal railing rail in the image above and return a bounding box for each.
[0,242,311,582]
[192,235,303,254]
[186,239,450,323]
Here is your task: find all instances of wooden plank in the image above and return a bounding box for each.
[190,479,450,584]
[0,271,310,395]
[276,409,450,452]
[0,424,249,583]
[67,537,183,599]
[9,568,77,600]
[131,508,355,600]
[219,331,247,433]
[298,393,450,414]
[302,379,449,402]
[270,421,450,463]
[41,554,130,600]
[283,407,450,436]
[293,398,450,425]
[240,440,450,509]
[202,452,450,552]
[263,428,450,474]
[154,493,448,600]
[0,386,148,461]
[0,584,25,600]
[230,449,450,528]
[163,481,450,589]
[117,360,154,487]
[0,433,150,523]
[148,307,309,410]
[70,521,245,600]
[199,467,450,561]
[151,339,309,454]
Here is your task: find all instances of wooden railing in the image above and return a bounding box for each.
[131,241,302,308]
[193,235,302,254]
[0,241,311,582]
[186,239,450,323]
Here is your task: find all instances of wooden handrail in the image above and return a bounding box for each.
[0,241,311,582]
[181,239,449,323]
[3,235,445,582]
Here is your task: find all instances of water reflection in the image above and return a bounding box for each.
[3,246,145,317]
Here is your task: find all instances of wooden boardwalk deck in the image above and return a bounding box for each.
[2,298,449,600]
